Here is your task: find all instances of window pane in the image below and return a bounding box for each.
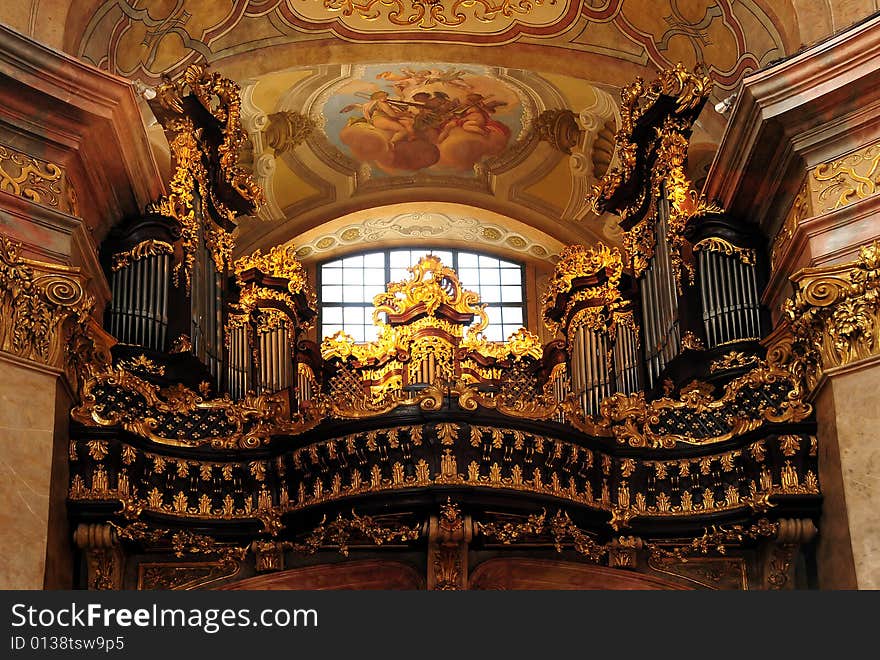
[501,285,522,303]
[486,306,503,326]
[502,307,523,325]
[458,252,478,268]
[389,251,411,268]
[500,268,521,284]
[389,267,409,283]
[484,325,504,342]
[481,285,501,302]
[480,268,500,285]
[323,307,342,324]
[322,285,343,302]
[363,252,384,268]
[339,285,357,302]
[343,307,364,324]
[363,268,385,285]
[321,248,525,347]
[458,268,479,287]
[342,268,363,285]
[364,285,384,301]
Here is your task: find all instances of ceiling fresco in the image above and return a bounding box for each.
[231,62,630,256]
[325,64,527,177]
[44,0,873,266]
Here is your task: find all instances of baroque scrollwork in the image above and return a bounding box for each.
[541,242,623,338]
[0,235,95,370]
[784,240,880,391]
[812,140,880,212]
[147,64,264,290]
[589,64,718,288]
[693,237,756,266]
[0,143,73,212]
[323,0,556,30]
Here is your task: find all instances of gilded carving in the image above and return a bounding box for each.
[812,140,880,213]
[137,561,240,590]
[759,518,817,590]
[710,351,761,373]
[590,64,718,288]
[72,367,299,450]
[118,354,166,376]
[111,241,174,272]
[784,240,880,391]
[73,524,124,591]
[599,363,810,448]
[771,180,809,272]
[286,511,421,557]
[428,500,471,591]
[322,0,559,30]
[0,143,74,213]
[541,242,623,338]
[147,65,263,290]
[648,556,748,590]
[0,236,94,369]
[693,237,755,266]
[535,108,583,155]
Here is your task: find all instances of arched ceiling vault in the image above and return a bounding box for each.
[5,1,876,262]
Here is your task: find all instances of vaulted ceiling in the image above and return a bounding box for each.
[3,0,876,265]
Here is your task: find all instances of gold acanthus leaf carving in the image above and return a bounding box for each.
[71,367,308,450]
[693,237,755,266]
[228,243,317,333]
[589,64,717,289]
[784,240,880,391]
[111,240,174,272]
[284,511,421,557]
[541,242,623,337]
[147,64,264,291]
[373,254,488,331]
[0,235,95,370]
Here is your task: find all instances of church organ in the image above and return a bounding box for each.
[67,64,822,591]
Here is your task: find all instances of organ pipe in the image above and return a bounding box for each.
[695,239,761,347]
[638,195,680,389]
[109,241,173,351]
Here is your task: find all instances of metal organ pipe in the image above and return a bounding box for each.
[733,257,747,340]
[159,252,169,350]
[745,260,760,337]
[698,243,762,347]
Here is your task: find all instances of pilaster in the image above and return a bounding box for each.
[0,25,160,588]
[704,15,880,590]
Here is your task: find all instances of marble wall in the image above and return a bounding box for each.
[816,360,880,589]
[0,356,65,588]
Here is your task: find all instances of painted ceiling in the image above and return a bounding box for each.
[7,0,876,264]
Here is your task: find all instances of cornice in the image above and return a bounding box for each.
[703,14,880,235]
[0,24,164,240]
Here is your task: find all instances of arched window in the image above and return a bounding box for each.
[319,249,526,342]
